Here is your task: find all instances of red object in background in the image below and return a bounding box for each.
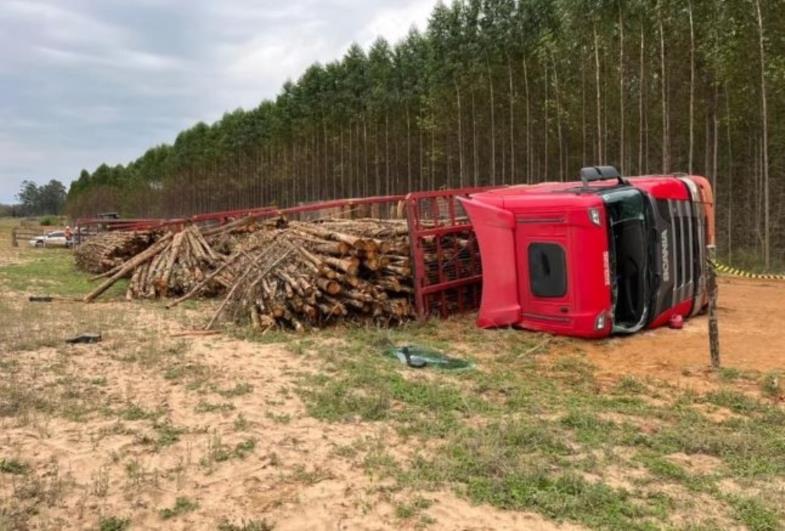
[461,167,715,339]
[669,314,684,329]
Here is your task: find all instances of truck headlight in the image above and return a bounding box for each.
[589,208,602,226]
[595,313,607,330]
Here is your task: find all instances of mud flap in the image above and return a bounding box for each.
[459,197,520,327]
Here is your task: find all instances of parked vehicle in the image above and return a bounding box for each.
[28,231,72,248]
[460,166,715,338]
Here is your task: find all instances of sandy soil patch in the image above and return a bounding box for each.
[574,277,785,394]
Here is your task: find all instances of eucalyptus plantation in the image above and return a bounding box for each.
[66,0,785,267]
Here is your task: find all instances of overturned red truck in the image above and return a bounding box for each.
[460,167,715,338]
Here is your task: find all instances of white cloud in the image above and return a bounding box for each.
[0,0,439,202]
[359,0,434,46]
[1,0,128,46]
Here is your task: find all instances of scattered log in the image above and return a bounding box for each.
[75,230,160,274]
[84,233,174,302]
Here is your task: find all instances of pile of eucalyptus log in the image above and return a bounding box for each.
[164,218,415,331]
[81,216,419,330]
[74,230,160,274]
[83,225,228,301]
[81,217,287,302]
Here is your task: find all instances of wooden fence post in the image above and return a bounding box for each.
[708,264,720,369]
[11,227,18,247]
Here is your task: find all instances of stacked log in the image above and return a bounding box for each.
[80,217,423,330]
[200,221,415,331]
[74,231,160,274]
[125,225,228,300]
[83,226,229,302]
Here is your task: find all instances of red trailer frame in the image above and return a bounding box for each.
[403,187,499,318]
[74,188,492,320]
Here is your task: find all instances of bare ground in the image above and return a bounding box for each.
[580,276,785,396]
[0,228,575,530]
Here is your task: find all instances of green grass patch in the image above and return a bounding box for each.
[727,495,781,531]
[135,420,186,450]
[119,403,160,421]
[217,382,253,397]
[760,372,782,398]
[0,250,126,298]
[217,518,274,531]
[195,400,235,414]
[0,457,28,474]
[159,496,198,520]
[395,495,432,519]
[704,389,762,414]
[614,376,647,394]
[290,322,785,529]
[98,515,131,531]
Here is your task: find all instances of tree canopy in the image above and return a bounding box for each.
[66,0,785,267]
[17,179,67,216]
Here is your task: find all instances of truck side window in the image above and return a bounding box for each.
[528,243,567,298]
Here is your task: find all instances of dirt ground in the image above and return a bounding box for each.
[0,224,583,531]
[1,219,784,530]
[582,276,785,395]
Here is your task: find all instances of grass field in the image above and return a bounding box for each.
[1,217,783,530]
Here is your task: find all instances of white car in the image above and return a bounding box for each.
[29,231,72,248]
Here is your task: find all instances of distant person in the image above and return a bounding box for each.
[64,225,73,243]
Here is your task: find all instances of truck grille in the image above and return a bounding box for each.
[668,200,694,305]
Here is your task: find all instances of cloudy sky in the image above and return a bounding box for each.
[0,0,437,203]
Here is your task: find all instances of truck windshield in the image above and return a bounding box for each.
[602,188,650,333]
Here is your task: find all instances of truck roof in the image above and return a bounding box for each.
[473,174,694,206]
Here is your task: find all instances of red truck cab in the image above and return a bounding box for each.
[460,167,715,338]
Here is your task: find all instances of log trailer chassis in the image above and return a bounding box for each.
[74,167,714,338]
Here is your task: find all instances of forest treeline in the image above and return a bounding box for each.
[16,180,67,217]
[66,0,785,267]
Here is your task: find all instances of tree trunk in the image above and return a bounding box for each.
[472,88,479,186]
[487,60,496,184]
[363,118,369,198]
[618,3,625,174]
[581,53,587,168]
[712,88,719,212]
[725,84,733,263]
[754,0,770,268]
[688,0,695,174]
[405,107,411,192]
[552,55,564,181]
[594,23,603,165]
[419,117,424,190]
[523,57,531,183]
[658,10,669,173]
[508,56,516,183]
[430,119,436,190]
[638,23,645,174]
[543,61,549,178]
[385,112,390,195]
[456,81,465,187]
[374,121,380,196]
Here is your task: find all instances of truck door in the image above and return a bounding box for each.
[516,215,573,329]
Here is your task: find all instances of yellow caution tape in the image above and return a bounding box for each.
[709,260,785,281]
